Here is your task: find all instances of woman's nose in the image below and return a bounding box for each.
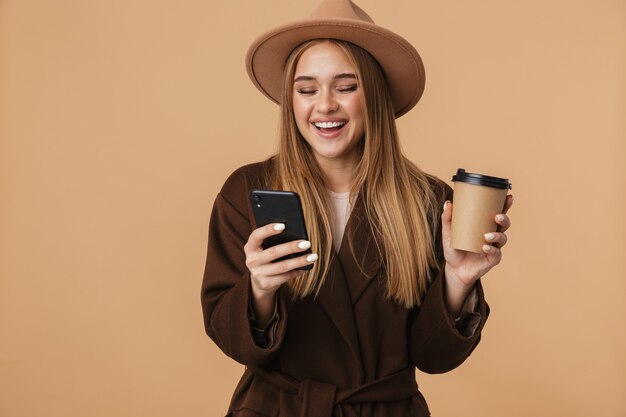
[316,88,339,113]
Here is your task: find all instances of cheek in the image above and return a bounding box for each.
[346,97,365,130]
[345,95,363,118]
[292,97,307,122]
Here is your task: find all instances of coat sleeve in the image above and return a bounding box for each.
[200,169,288,366]
[408,177,490,374]
[408,272,489,374]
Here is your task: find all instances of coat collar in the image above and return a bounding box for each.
[315,193,383,367]
[336,193,383,304]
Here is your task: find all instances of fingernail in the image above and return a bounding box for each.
[298,241,311,250]
[273,223,285,231]
[485,233,496,241]
[483,245,492,253]
[306,254,318,262]
[496,214,505,222]
[443,201,449,212]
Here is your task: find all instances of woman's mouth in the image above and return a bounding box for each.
[313,121,347,136]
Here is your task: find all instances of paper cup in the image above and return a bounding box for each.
[451,169,512,253]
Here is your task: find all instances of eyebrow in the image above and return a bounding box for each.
[294,73,357,82]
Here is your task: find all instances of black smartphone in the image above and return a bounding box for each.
[249,189,313,271]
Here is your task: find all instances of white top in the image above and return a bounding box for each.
[328,190,353,252]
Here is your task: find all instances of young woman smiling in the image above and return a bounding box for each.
[201,1,513,416]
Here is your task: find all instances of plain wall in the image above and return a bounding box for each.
[1,0,624,416]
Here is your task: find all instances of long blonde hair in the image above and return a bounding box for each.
[269,39,442,308]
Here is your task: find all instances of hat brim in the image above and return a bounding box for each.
[246,18,425,118]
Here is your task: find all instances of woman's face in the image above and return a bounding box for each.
[292,42,365,168]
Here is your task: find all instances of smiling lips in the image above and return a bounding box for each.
[312,120,347,138]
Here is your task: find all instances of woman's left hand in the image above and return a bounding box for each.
[441,195,514,291]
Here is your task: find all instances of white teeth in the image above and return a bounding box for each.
[314,121,345,128]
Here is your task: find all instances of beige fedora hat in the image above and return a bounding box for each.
[245,0,425,118]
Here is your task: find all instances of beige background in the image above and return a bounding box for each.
[1,0,624,416]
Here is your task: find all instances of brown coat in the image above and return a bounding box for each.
[201,160,489,417]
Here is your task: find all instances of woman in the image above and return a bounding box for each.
[201,1,513,416]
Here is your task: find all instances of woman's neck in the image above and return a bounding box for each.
[316,157,357,193]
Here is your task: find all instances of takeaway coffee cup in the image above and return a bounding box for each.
[450,169,512,253]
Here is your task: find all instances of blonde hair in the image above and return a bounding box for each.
[269,39,442,308]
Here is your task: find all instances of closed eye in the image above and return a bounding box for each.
[337,84,358,93]
[296,88,317,95]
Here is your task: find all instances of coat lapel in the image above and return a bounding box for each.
[315,194,384,367]
[316,257,362,365]
[337,194,383,305]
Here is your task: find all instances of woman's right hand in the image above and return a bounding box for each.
[244,223,317,326]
